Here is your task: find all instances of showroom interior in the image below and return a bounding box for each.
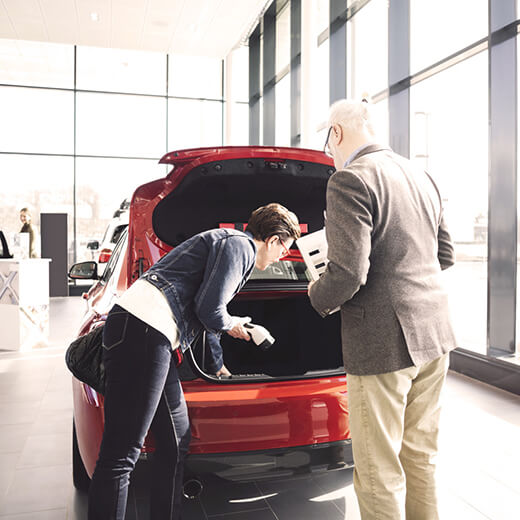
[1,0,520,519]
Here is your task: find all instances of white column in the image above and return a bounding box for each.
[300,0,318,148]
[224,51,234,145]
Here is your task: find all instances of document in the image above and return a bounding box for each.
[296,228,339,313]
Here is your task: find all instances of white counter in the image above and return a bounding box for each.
[0,258,51,351]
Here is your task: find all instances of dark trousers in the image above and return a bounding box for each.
[88,305,191,520]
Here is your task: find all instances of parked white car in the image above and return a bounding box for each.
[86,199,129,276]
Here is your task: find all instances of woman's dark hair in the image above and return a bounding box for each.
[246,203,301,242]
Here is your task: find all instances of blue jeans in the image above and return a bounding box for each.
[88,305,191,520]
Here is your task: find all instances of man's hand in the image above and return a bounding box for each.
[227,316,252,341]
[216,364,231,377]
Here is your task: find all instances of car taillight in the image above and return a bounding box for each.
[98,249,112,263]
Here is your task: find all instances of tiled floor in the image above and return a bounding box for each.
[0,297,519,519]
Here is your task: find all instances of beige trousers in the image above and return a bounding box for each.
[346,353,450,520]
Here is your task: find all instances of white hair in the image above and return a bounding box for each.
[328,98,376,136]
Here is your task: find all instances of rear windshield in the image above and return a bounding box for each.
[248,259,310,282]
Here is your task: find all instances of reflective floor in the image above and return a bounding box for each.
[0,297,519,519]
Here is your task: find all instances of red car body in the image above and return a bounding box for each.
[71,146,352,490]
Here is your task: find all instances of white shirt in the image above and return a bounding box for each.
[117,279,180,349]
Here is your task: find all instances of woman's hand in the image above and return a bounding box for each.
[226,316,252,341]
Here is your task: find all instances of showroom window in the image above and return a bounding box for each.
[410,51,489,355]
[75,157,166,263]
[311,1,330,149]
[0,39,74,88]
[168,54,223,100]
[0,154,74,263]
[275,1,290,77]
[315,39,330,144]
[0,86,74,155]
[229,45,249,104]
[371,98,390,146]
[274,1,291,146]
[0,38,228,266]
[315,1,329,37]
[76,46,167,95]
[76,92,167,158]
[346,0,388,100]
[225,45,249,145]
[247,0,520,392]
[168,98,223,150]
[275,73,291,146]
[410,0,488,74]
[515,33,520,359]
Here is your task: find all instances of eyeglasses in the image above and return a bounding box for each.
[277,236,291,259]
[323,126,333,158]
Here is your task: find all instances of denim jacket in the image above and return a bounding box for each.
[140,228,257,370]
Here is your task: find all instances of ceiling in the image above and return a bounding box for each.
[0,0,270,58]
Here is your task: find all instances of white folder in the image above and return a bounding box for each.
[296,228,339,314]
[296,228,329,281]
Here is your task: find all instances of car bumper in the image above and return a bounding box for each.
[184,439,353,482]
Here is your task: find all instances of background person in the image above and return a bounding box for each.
[19,207,37,258]
[88,203,301,520]
[308,99,457,520]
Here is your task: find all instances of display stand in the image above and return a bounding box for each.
[0,258,51,351]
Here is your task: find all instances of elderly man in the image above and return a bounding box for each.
[308,99,457,520]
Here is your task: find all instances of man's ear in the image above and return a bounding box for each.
[266,235,278,249]
[333,123,344,145]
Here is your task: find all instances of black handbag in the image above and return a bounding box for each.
[65,325,106,395]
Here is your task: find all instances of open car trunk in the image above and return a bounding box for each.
[153,150,343,382]
[153,155,334,246]
[183,290,344,382]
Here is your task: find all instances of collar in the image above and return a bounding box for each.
[244,230,258,253]
[343,143,375,168]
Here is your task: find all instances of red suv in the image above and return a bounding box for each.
[69,146,352,495]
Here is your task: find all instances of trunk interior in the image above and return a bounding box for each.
[153,157,333,246]
[187,292,343,381]
[154,153,342,381]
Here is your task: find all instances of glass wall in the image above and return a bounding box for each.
[0,39,232,267]
[314,2,330,149]
[275,73,291,146]
[75,92,166,158]
[347,0,388,99]
[76,46,166,95]
[410,51,489,355]
[0,86,74,154]
[75,158,164,263]
[315,38,330,145]
[0,154,74,260]
[225,45,249,146]
[275,2,290,77]
[372,98,389,146]
[516,34,520,359]
[274,1,291,145]
[168,99,223,150]
[0,39,74,88]
[249,0,520,384]
[410,0,488,74]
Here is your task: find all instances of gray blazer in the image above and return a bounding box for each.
[309,144,457,375]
